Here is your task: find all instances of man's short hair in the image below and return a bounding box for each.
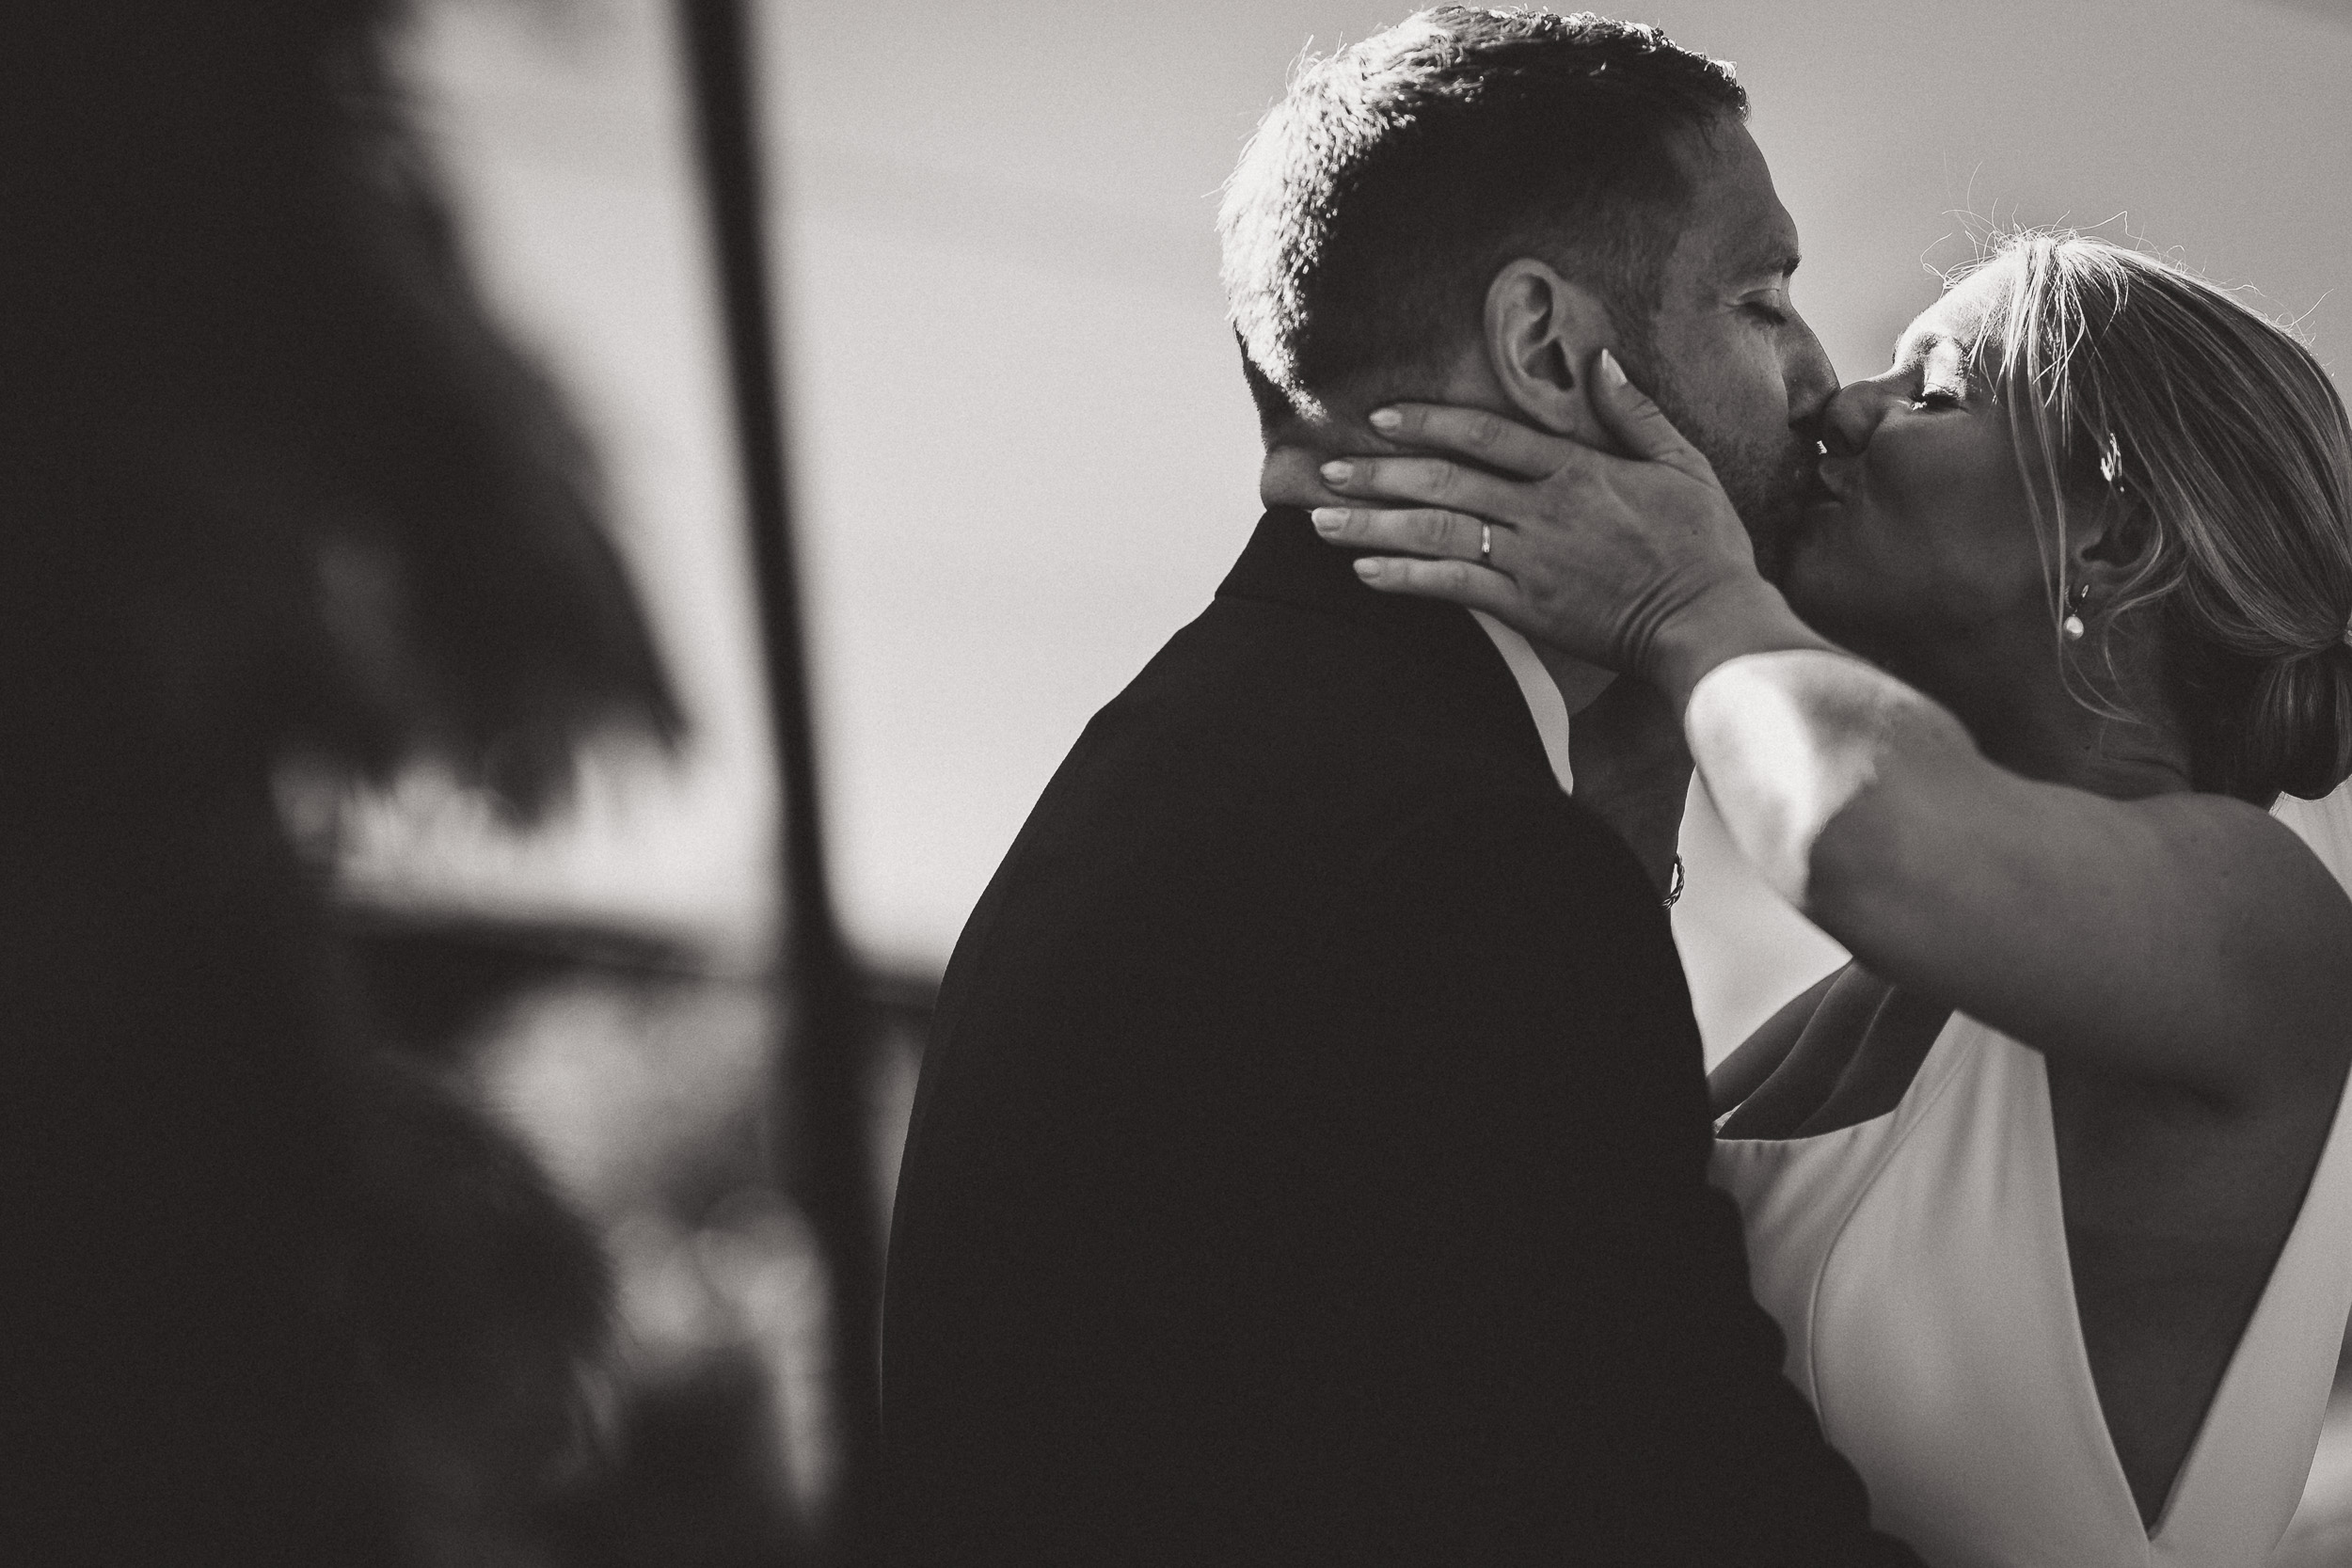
[1218,7,1747,428]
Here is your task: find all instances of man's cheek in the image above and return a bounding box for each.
[1702,358,1792,467]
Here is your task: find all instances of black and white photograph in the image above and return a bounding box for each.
[10,2,2352,1564]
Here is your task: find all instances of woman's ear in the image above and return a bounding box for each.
[2069,488,2159,599]
[1483,259,1616,441]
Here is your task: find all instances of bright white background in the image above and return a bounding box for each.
[362,0,2352,1055]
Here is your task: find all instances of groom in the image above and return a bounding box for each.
[883,9,1916,1563]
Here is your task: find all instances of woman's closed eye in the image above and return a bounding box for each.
[1743,300,1790,327]
[1911,387,1963,411]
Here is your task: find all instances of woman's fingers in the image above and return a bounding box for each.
[1293,355,1764,680]
[1317,452,1545,521]
[1310,506,1497,565]
[1350,554,1519,617]
[1366,403,1571,480]
[1589,348,1711,476]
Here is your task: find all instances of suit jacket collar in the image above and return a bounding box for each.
[1216,507,1555,782]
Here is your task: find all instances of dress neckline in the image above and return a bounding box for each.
[1714,1005,1975,1148]
[1719,1011,2352,1561]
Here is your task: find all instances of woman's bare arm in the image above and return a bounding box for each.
[1308,361,2352,1110]
[1688,648,2352,1108]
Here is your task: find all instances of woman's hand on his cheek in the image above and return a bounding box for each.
[1309,349,1800,696]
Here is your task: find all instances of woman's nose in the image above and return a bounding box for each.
[1819,377,1895,458]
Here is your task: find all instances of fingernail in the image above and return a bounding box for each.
[1320,459,1355,484]
[1598,348,1627,388]
[1368,407,1401,432]
[1353,558,1384,581]
[1311,507,1348,533]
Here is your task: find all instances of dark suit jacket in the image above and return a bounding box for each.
[882,509,1915,1565]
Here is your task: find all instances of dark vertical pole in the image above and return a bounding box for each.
[675,2,882,1560]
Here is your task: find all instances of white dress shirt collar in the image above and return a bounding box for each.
[1470,610,1574,795]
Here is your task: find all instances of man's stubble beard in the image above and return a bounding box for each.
[1644,358,1811,588]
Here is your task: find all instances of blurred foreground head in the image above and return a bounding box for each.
[0,4,679,1562]
[1,0,678,810]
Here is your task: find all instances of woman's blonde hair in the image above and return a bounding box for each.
[1966,232,2352,800]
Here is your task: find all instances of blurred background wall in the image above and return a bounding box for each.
[357,0,2352,1053]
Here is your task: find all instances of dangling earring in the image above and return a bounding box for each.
[2063,583,2090,641]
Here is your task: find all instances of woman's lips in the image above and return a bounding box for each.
[1804,455,1856,509]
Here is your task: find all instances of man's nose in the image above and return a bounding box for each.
[1782,316,1840,432]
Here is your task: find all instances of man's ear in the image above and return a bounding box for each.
[1483,258,1617,441]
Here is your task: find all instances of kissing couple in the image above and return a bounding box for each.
[882,8,2352,1565]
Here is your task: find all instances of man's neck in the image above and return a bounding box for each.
[1263,354,1505,461]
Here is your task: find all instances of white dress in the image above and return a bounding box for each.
[1710,1009,2352,1567]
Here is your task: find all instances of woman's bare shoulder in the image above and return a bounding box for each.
[2126,790,2352,970]
[1908,785,2352,1106]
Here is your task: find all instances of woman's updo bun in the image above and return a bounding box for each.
[1972,234,2352,803]
[2236,641,2352,802]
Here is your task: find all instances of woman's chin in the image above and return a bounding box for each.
[1778,559,1915,665]
[1776,531,1859,629]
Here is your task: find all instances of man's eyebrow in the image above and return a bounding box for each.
[1730,247,1802,283]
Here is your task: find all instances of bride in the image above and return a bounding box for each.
[1299,232,2352,1566]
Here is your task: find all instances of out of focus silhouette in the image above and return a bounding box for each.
[0,2,680,1561]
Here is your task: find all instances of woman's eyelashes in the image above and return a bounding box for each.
[1743,298,1790,327]
[1910,385,1962,411]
